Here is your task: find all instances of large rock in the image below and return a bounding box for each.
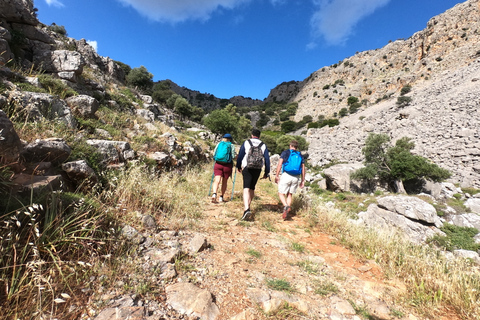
[62,160,97,185]
[447,213,480,231]
[33,50,85,81]
[323,163,367,192]
[65,95,99,118]
[165,282,220,320]
[86,140,135,164]
[8,91,76,127]
[0,0,38,25]
[12,173,63,195]
[20,138,71,165]
[377,195,443,227]
[357,204,443,243]
[464,198,480,214]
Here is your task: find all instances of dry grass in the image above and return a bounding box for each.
[101,164,210,230]
[305,200,480,319]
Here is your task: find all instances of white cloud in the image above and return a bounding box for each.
[87,40,98,52]
[116,0,251,23]
[45,0,64,7]
[310,0,391,46]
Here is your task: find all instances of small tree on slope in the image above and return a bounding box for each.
[351,133,451,194]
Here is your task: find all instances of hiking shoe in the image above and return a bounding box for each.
[241,209,252,221]
[283,206,291,220]
[219,196,224,203]
[211,193,217,203]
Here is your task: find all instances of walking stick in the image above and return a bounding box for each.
[231,167,237,200]
[208,161,216,196]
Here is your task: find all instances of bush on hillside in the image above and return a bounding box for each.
[126,66,153,94]
[281,120,296,133]
[351,133,451,193]
[275,135,309,155]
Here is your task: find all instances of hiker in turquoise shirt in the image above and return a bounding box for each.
[211,133,236,203]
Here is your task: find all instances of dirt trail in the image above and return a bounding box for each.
[192,179,413,320]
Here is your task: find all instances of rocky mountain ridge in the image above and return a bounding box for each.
[266,0,480,120]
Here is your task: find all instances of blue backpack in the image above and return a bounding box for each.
[214,141,232,163]
[283,150,302,175]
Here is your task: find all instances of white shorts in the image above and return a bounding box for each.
[278,173,300,194]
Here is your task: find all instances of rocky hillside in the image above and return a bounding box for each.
[0,0,215,200]
[267,0,480,119]
[274,0,480,188]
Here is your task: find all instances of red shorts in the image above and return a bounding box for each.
[214,162,233,179]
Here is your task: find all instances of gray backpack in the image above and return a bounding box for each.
[246,140,264,169]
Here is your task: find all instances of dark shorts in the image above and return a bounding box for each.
[214,162,233,179]
[242,168,262,190]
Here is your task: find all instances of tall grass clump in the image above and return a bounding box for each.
[102,163,208,229]
[0,194,115,320]
[306,199,480,319]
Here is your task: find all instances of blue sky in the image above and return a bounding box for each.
[35,0,464,100]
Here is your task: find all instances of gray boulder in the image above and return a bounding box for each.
[357,204,443,243]
[65,95,99,118]
[447,213,480,230]
[20,138,71,165]
[8,91,76,128]
[62,160,97,185]
[465,198,480,214]
[0,0,38,25]
[166,282,220,320]
[33,50,85,81]
[86,140,135,164]
[377,195,443,227]
[323,163,367,192]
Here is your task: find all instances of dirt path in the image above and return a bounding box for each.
[192,179,413,319]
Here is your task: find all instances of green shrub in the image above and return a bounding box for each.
[47,23,67,36]
[38,75,77,98]
[400,85,412,96]
[429,223,480,252]
[396,96,412,107]
[319,118,339,128]
[281,120,296,133]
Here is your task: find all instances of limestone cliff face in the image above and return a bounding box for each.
[302,0,480,188]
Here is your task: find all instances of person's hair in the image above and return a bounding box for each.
[251,128,261,138]
[290,140,299,149]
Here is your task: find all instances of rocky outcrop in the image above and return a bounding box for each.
[290,0,480,188]
[8,91,77,127]
[287,0,480,121]
[307,58,480,188]
[356,202,444,244]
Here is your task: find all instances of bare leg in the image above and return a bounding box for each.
[212,176,221,198]
[243,188,255,211]
[286,193,293,207]
[278,193,287,207]
[221,177,228,197]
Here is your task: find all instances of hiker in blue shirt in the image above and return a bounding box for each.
[211,133,236,203]
[236,129,270,221]
[275,140,305,220]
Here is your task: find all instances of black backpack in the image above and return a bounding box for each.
[246,140,264,169]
